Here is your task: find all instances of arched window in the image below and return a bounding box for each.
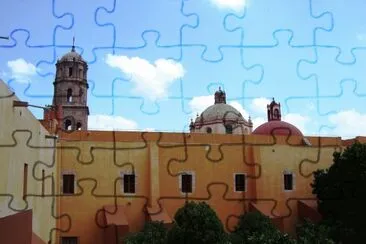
[274,109,279,119]
[64,120,72,131]
[225,125,233,134]
[206,127,212,134]
[68,67,73,77]
[67,88,72,103]
[76,122,82,130]
[79,69,83,78]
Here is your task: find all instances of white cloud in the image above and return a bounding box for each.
[210,0,246,12]
[105,54,185,101]
[188,95,213,116]
[326,109,366,138]
[7,58,38,83]
[252,117,266,130]
[250,97,271,115]
[143,128,156,132]
[228,101,249,119]
[88,114,138,131]
[282,113,310,134]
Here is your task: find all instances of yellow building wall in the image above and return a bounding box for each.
[56,131,346,243]
[0,80,56,243]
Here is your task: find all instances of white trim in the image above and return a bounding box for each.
[120,171,137,195]
[283,170,295,192]
[233,173,247,192]
[178,171,195,195]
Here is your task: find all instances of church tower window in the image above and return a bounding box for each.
[65,119,72,131]
[68,67,73,77]
[76,122,82,130]
[67,88,73,103]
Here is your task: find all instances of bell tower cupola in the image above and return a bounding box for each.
[267,98,281,121]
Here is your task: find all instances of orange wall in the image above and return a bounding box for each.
[55,131,352,243]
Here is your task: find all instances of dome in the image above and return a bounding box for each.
[252,120,303,136]
[60,50,84,62]
[59,38,85,63]
[200,103,246,122]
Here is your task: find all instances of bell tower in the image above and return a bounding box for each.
[267,98,281,121]
[52,38,89,131]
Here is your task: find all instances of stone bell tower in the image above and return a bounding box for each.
[52,38,89,131]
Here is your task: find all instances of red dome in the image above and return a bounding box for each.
[252,120,303,136]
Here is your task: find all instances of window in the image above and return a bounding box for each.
[68,67,73,77]
[42,169,45,197]
[67,88,73,102]
[76,122,82,130]
[181,174,192,193]
[123,174,135,193]
[23,164,28,200]
[64,120,72,131]
[234,174,246,192]
[284,173,293,191]
[79,69,83,78]
[61,237,78,244]
[63,174,75,194]
[225,124,233,134]
[206,127,212,134]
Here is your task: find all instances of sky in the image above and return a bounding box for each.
[1,0,366,138]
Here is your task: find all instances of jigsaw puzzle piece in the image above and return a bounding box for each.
[298,47,366,95]
[241,31,317,107]
[0,0,70,45]
[312,0,366,62]
[0,30,55,118]
[181,0,244,61]
[285,78,366,138]
[90,31,182,115]
[179,45,263,114]
[224,0,332,46]
[0,87,60,242]
[95,0,195,48]
[284,97,336,136]
[53,0,115,63]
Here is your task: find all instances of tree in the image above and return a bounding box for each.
[311,142,366,243]
[166,201,229,244]
[296,219,334,244]
[123,221,168,244]
[229,211,296,244]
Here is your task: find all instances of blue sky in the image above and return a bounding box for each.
[1,0,366,138]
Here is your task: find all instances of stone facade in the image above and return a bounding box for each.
[53,44,89,131]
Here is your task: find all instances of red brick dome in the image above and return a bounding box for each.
[252,120,303,136]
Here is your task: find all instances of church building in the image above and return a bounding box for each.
[1,46,364,244]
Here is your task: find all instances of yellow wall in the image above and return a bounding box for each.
[56,131,347,243]
[0,80,56,243]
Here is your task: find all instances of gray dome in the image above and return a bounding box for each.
[200,103,246,122]
[60,50,85,62]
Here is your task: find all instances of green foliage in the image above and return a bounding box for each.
[230,211,296,244]
[123,221,168,244]
[166,201,229,244]
[296,219,334,244]
[311,142,366,243]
